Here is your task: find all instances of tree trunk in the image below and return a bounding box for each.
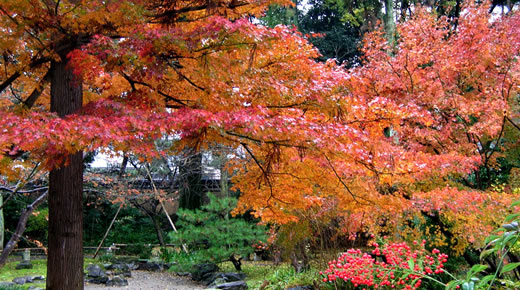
[384,0,396,48]
[150,215,166,246]
[179,152,203,209]
[46,56,84,290]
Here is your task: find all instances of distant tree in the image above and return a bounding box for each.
[168,193,266,271]
[262,0,362,65]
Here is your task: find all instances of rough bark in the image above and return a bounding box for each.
[150,215,166,246]
[179,152,203,209]
[46,56,84,290]
[0,191,47,267]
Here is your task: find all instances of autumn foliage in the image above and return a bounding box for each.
[231,2,520,253]
[0,0,520,282]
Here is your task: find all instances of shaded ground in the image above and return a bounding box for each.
[85,271,204,290]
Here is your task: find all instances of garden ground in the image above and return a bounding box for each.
[85,271,203,290]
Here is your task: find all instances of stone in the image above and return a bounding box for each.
[15,261,33,270]
[106,276,128,287]
[12,277,27,285]
[176,272,191,277]
[107,263,130,271]
[30,275,45,281]
[287,286,313,290]
[106,263,131,277]
[214,280,248,290]
[136,261,163,271]
[128,262,139,270]
[86,264,106,278]
[191,263,218,281]
[87,276,109,284]
[122,271,132,278]
[0,282,15,287]
[27,287,44,290]
[206,272,246,286]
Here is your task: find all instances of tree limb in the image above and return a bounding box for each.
[0,57,50,94]
[0,191,48,268]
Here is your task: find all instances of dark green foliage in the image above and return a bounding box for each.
[83,201,158,249]
[124,243,153,259]
[261,0,361,66]
[3,195,47,248]
[25,207,48,244]
[299,0,361,66]
[167,193,266,271]
[261,2,299,28]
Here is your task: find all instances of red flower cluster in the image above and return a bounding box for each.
[252,240,269,251]
[320,241,448,289]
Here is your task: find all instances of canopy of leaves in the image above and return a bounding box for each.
[0,0,519,255]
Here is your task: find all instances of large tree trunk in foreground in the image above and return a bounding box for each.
[47,56,84,290]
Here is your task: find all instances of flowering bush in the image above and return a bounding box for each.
[252,240,269,251]
[320,241,448,289]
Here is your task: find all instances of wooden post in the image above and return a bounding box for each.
[145,166,188,254]
[93,203,123,259]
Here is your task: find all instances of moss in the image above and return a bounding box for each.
[218,261,319,289]
[0,258,96,290]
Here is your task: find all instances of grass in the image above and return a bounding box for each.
[218,260,320,290]
[0,258,97,290]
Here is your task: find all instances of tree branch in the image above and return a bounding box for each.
[120,72,188,107]
[23,70,50,108]
[0,57,50,94]
[324,154,372,205]
[0,191,48,268]
[240,143,288,205]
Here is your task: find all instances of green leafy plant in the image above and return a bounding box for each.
[167,193,266,271]
[159,247,176,262]
[444,200,520,290]
[264,265,318,289]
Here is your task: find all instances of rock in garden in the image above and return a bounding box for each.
[192,263,219,281]
[176,272,191,278]
[87,276,109,284]
[107,263,129,271]
[0,282,15,287]
[106,263,131,277]
[287,286,313,290]
[136,261,163,272]
[214,280,248,290]
[86,264,106,278]
[206,272,246,286]
[106,275,128,287]
[15,261,33,269]
[27,287,44,290]
[30,275,45,282]
[24,275,45,283]
[12,277,27,284]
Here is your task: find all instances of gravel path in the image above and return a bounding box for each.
[85,271,204,290]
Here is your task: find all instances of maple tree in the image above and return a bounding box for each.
[0,0,519,289]
[232,1,520,254]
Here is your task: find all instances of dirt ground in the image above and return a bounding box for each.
[84,271,204,290]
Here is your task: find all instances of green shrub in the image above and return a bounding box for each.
[264,265,318,289]
[167,193,266,271]
[26,207,49,244]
